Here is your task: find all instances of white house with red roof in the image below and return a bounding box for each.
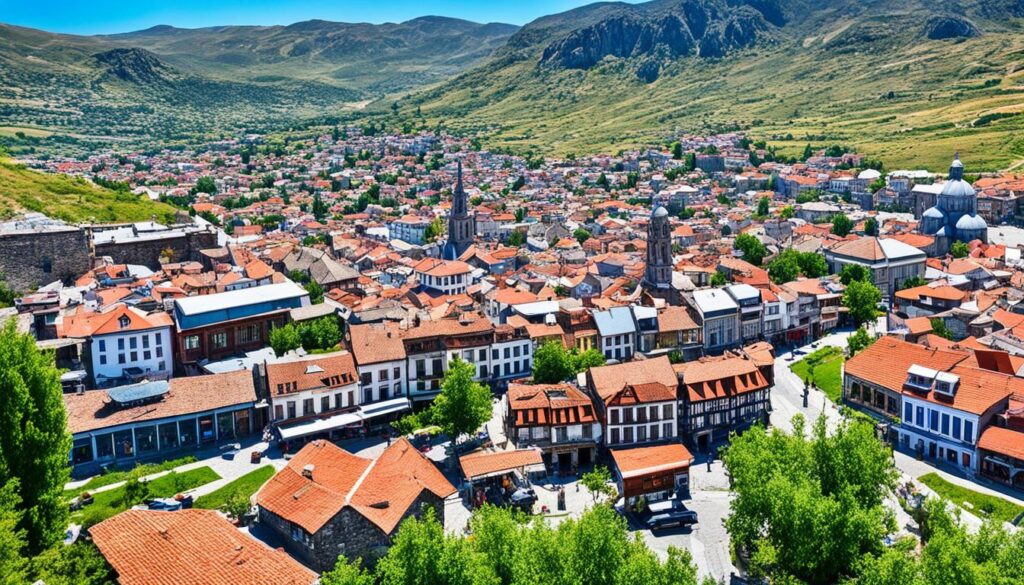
[59,303,174,388]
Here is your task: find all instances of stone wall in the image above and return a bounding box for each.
[93,229,218,270]
[0,228,92,291]
[257,491,446,573]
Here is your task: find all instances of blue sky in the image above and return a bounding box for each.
[4,1,633,35]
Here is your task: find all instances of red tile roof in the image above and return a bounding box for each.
[978,426,1024,461]
[844,336,970,393]
[265,351,358,396]
[64,370,257,434]
[589,356,677,405]
[610,444,694,479]
[459,449,544,480]
[91,509,316,585]
[256,439,454,535]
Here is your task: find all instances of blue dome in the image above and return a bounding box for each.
[922,206,944,219]
[941,179,975,198]
[955,213,987,232]
[652,206,669,218]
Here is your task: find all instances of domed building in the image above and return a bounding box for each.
[919,154,987,254]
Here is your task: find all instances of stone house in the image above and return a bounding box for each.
[256,438,456,572]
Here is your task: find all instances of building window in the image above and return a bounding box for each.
[98,339,107,352]
[129,337,137,349]
[156,346,163,358]
[303,399,314,416]
[99,355,107,365]
[275,405,284,420]
[321,396,330,412]
[287,402,296,419]
[118,354,126,364]
[952,417,961,440]
[142,335,150,349]
[184,335,200,351]
[209,332,228,350]
[237,324,260,344]
[963,420,974,444]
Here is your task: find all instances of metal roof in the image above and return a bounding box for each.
[593,306,637,337]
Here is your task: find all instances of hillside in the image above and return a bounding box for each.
[0,18,517,153]
[0,158,178,224]
[407,0,1024,171]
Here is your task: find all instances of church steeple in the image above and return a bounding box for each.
[644,206,673,296]
[443,158,475,260]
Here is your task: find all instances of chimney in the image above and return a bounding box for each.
[302,464,314,480]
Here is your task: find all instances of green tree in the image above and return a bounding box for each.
[847,327,875,356]
[863,217,879,236]
[431,358,492,443]
[299,315,343,351]
[321,557,375,585]
[532,342,575,384]
[831,213,853,237]
[671,141,683,160]
[768,251,800,284]
[269,323,302,357]
[721,224,732,237]
[122,471,151,507]
[0,320,72,553]
[571,348,606,373]
[711,271,728,286]
[723,416,897,584]
[802,144,814,161]
[757,196,770,217]
[305,280,325,304]
[580,465,618,504]
[573,228,592,245]
[843,280,883,326]
[377,507,494,585]
[950,240,969,258]
[930,318,955,341]
[220,491,251,522]
[194,176,217,195]
[734,233,767,266]
[797,251,829,278]
[312,192,329,221]
[506,230,525,247]
[840,264,872,285]
[900,276,927,290]
[424,217,445,242]
[780,205,795,219]
[0,479,27,583]
[29,540,115,585]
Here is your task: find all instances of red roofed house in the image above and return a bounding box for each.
[673,354,770,450]
[59,303,174,388]
[91,509,316,585]
[505,383,601,471]
[586,356,679,448]
[256,438,456,571]
[610,443,694,505]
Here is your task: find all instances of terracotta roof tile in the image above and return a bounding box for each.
[91,509,316,585]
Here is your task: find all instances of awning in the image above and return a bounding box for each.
[459,449,545,481]
[275,397,411,441]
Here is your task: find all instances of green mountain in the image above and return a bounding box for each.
[0,18,517,149]
[408,0,1024,171]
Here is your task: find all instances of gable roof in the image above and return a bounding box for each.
[256,439,454,535]
[91,509,315,585]
[589,356,677,405]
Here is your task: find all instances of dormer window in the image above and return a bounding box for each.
[934,372,959,397]
[905,364,938,392]
[118,316,131,329]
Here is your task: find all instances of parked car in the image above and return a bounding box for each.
[642,499,698,530]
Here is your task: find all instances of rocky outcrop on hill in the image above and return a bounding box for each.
[539,0,776,78]
[93,48,176,84]
[923,16,981,40]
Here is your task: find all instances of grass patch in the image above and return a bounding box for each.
[919,472,1024,524]
[72,466,221,528]
[194,465,275,510]
[790,346,845,403]
[65,456,198,497]
[0,158,178,224]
